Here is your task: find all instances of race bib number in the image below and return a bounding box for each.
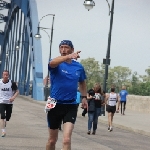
[44,96,57,113]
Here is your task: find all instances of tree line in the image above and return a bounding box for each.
[80,58,150,96]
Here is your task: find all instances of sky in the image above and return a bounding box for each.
[1,0,150,78]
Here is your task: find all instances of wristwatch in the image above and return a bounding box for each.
[81,96,87,99]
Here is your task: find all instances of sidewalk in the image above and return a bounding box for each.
[99,110,150,137]
[20,95,150,137]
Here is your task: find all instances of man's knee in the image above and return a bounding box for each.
[63,137,71,146]
[47,136,58,146]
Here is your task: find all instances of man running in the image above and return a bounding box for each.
[0,70,19,137]
[46,40,88,150]
[119,86,128,115]
[105,87,119,132]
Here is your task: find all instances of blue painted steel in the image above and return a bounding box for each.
[18,17,26,95]
[0,31,4,45]
[1,41,6,73]
[24,32,29,96]
[26,54,31,96]
[12,11,19,81]
[9,17,15,79]
[16,11,23,83]
[7,22,12,74]
[0,0,44,100]
[20,26,29,95]
[13,0,28,16]
[28,0,44,100]
[15,11,22,82]
[6,31,10,72]
[26,19,34,98]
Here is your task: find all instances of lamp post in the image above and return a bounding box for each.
[34,14,55,101]
[83,0,95,11]
[103,0,114,94]
[83,0,115,93]
[83,0,115,116]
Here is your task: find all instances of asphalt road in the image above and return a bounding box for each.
[0,98,150,150]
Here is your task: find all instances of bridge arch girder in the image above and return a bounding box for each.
[0,0,44,100]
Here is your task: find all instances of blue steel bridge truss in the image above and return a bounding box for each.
[0,0,44,100]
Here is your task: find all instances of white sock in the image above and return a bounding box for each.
[2,129,5,132]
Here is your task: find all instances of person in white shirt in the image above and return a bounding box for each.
[105,87,119,132]
[0,70,19,137]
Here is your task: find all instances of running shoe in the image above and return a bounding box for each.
[87,130,91,135]
[1,132,6,137]
[108,126,110,131]
[109,127,113,132]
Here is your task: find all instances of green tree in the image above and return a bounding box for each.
[139,75,147,83]
[128,72,140,94]
[80,58,103,89]
[145,67,150,82]
[107,66,131,91]
[129,70,150,96]
[131,72,139,85]
[80,59,150,96]
[145,67,150,76]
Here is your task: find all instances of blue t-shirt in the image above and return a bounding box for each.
[119,90,128,101]
[76,91,81,104]
[48,60,86,104]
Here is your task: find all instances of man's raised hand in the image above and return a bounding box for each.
[68,51,81,60]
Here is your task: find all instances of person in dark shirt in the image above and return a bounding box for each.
[87,83,104,135]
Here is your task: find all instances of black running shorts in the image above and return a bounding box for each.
[0,104,13,121]
[106,105,116,114]
[47,104,78,129]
